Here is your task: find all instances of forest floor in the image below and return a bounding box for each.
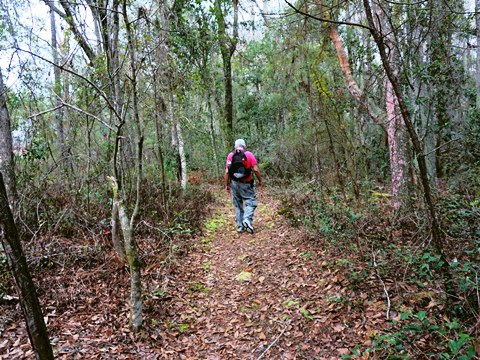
[0,186,392,359]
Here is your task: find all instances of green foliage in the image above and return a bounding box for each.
[355,315,477,359]
[0,253,12,299]
[279,183,366,246]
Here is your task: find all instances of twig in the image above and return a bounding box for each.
[136,220,171,239]
[475,270,479,311]
[60,101,115,131]
[372,250,391,319]
[28,105,64,118]
[256,322,290,360]
[422,137,462,157]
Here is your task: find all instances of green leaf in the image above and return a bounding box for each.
[299,308,313,320]
[400,312,412,320]
[417,311,427,321]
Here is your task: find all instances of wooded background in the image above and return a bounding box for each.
[0,0,478,358]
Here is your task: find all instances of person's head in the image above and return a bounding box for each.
[234,139,246,150]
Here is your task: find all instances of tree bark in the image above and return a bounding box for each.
[207,94,221,177]
[0,69,16,207]
[374,2,411,210]
[108,176,142,331]
[122,0,144,331]
[477,0,480,105]
[385,78,409,210]
[0,173,54,360]
[169,93,187,191]
[430,0,452,179]
[50,10,66,169]
[215,0,238,145]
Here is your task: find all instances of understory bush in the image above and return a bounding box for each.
[279,180,479,358]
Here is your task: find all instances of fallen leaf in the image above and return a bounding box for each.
[236,271,253,282]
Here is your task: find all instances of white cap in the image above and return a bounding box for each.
[234,139,246,149]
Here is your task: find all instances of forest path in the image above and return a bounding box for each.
[160,187,361,359]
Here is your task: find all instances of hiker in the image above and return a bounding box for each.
[225,139,263,234]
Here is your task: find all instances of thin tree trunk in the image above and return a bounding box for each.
[169,93,187,191]
[122,0,144,331]
[50,10,66,171]
[477,0,480,105]
[176,121,187,191]
[0,69,16,206]
[215,0,238,145]
[316,0,382,127]
[108,176,142,331]
[153,79,167,207]
[375,2,411,211]
[385,78,409,210]
[0,173,54,360]
[207,94,220,177]
[111,199,125,259]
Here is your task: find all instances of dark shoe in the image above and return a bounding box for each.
[242,220,254,234]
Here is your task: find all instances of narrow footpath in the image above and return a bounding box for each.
[158,188,375,359]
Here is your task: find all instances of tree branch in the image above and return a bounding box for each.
[53,0,96,64]
[284,0,373,31]
[15,47,122,124]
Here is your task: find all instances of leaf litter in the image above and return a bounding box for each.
[0,186,410,359]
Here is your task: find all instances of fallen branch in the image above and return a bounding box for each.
[372,250,391,319]
[256,321,290,360]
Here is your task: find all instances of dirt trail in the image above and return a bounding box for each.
[160,189,363,359]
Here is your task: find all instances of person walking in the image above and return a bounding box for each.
[225,139,263,234]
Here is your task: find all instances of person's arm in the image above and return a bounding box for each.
[225,169,230,191]
[252,164,263,187]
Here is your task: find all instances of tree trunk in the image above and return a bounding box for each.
[477,0,480,105]
[375,3,411,210]
[122,0,144,331]
[176,121,187,191]
[110,199,125,259]
[385,78,409,210]
[153,80,167,207]
[50,10,66,174]
[0,173,54,360]
[430,1,452,179]
[169,93,187,191]
[214,0,238,146]
[316,0,382,127]
[108,176,142,331]
[207,94,221,177]
[0,68,16,207]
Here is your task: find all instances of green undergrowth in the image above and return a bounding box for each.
[278,180,479,358]
[345,314,477,359]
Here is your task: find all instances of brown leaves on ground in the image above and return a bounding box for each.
[1,187,396,359]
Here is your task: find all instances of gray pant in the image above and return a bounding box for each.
[230,180,257,228]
